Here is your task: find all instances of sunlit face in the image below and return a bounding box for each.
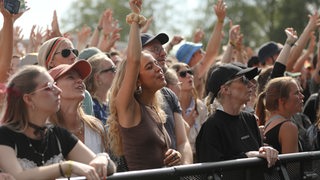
[96,59,116,91]
[143,40,167,71]
[56,70,86,102]
[189,49,205,67]
[138,52,166,92]
[176,66,194,92]
[50,39,77,68]
[224,76,253,104]
[282,81,304,116]
[28,73,61,115]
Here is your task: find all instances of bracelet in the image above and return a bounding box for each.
[65,161,73,178]
[126,13,147,27]
[218,19,224,24]
[97,26,103,31]
[58,162,65,177]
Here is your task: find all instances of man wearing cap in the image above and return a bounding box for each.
[175,0,226,98]
[141,32,193,164]
[196,64,278,178]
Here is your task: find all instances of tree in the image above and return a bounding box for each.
[60,0,319,51]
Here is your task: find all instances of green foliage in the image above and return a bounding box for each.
[60,0,319,50]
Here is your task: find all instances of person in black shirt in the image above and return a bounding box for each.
[0,65,115,179]
[196,63,278,166]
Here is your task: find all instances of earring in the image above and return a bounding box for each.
[136,85,142,95]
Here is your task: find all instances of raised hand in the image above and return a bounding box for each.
[171,35,184,46]
[193,28,205,43]
[306,11,320,32]
[51,10,62,37]
[129,0,142,14]
[77,24,92,51]
[284,27,298,46]
[141,16,153,33]
[214,0,227,23]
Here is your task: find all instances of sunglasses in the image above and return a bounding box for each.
[100,66,117,73]
[55,49,79,58]
[30,82,57,94]
[226,76,250,85]
[179,70,193,78]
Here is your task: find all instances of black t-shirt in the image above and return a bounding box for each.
[196,110,262,162]
[0,125,78,169]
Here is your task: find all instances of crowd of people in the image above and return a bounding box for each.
[0,0,320,179]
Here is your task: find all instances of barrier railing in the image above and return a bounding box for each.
[107,151,320,180]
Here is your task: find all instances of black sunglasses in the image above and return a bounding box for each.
[179,70,193,78]
[100,66,117,73]
[55,49,79,58]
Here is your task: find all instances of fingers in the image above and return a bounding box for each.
[260,147,279,168]
[96,165,107,179]
[164,150,182,167]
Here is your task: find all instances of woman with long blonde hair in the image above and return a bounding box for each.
[107,0,181,171]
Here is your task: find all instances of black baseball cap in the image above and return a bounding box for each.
[141,33,169,47]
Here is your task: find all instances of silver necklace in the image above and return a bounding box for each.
[27,135,49,165]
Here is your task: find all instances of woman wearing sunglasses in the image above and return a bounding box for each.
[37,36,94,117]
[196,63,278,179]
[107,0,182,171]
[0,65,115,179]
[85,53,117,125]
[170,62,207,162]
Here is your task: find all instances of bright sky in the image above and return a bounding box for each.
[0,0,75,39]
[0,0,198,40]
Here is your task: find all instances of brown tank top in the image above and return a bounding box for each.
[120,104,171,170]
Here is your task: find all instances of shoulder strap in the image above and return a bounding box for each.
[264,115,285,129]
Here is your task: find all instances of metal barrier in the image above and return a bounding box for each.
[107,151,320,180]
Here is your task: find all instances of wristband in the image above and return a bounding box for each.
[58,162,65,177]
[65,161,73,178]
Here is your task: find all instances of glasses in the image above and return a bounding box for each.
[179,70,193,78]
[55,49,79,58]
[226,76,250,85]
[145,45,165,56]
[100,66,117,73]
[30,82,57,94]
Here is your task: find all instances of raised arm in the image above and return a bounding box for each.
[292,32,316,72]
[312,30,320,84]
[286,12,320,71]
[0,0,23,82]
[196,0,226,78]
[165,35,184,53]
[274,28,298,66]
[221,23,241,64]
[115,0,144,127]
